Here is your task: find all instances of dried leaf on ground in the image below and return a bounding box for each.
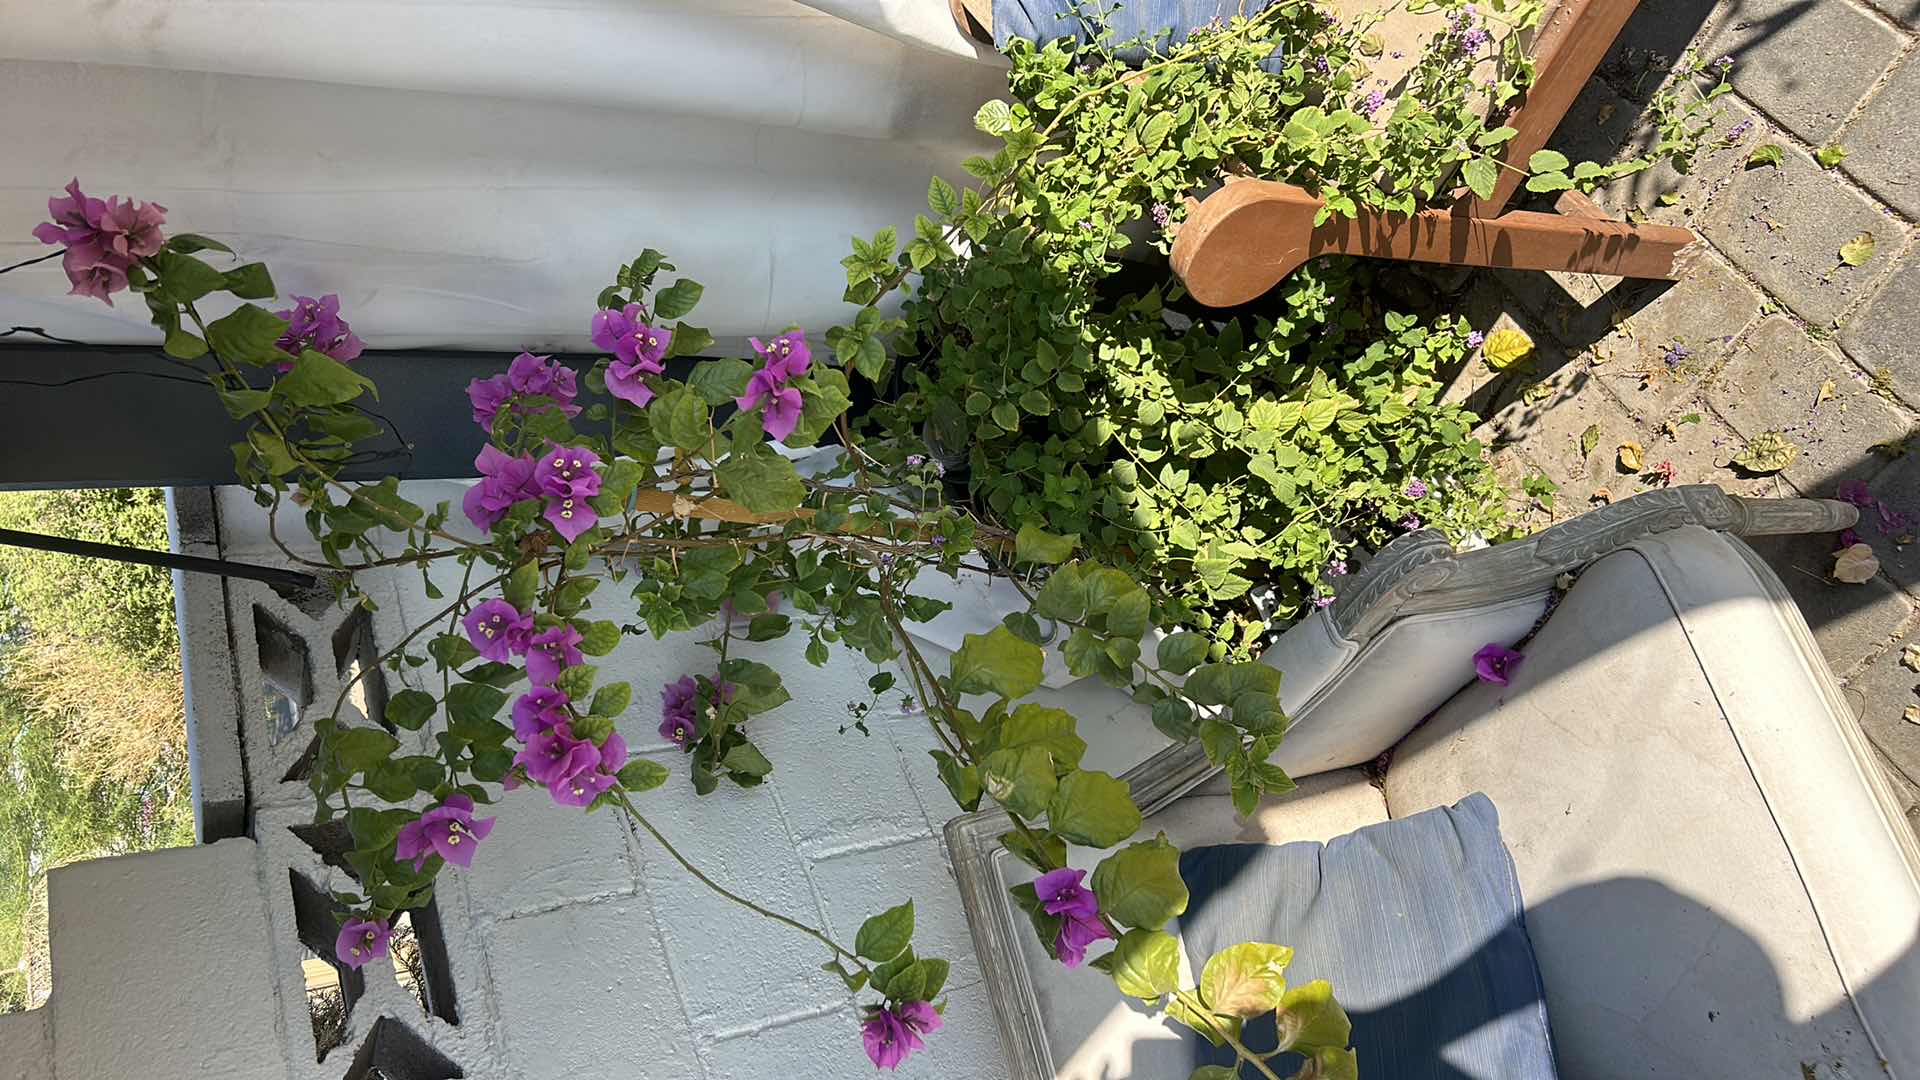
[1731,431,1799,474]
[1832,543,1879,584]
[1579,424,1601,459]
[1839,233,1876,267]
[1907,704,1920,726]
[1482,329,1534,371]
[1902,643,1920,672]
[1617,441,1644,472]
[1815,379,1836,407]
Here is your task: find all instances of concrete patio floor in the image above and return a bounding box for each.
[1447,0,1920,835]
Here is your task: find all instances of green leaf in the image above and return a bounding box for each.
[686,358,755,406]
[1200,942,1294,1018]
[1524,171,1574,193]
[721,741,773,778]
[205,303,290,365]
[784,369,854,449]
[579,619,622,656]
[855,900,914,962]
[1151,697,1197,740]
[1156,632,1210,675]
[151,251,229,304]
[653,278,705,320]
[928,175,960,218]
[387,689,437,731]
[1001,829,1066,873]
[994,703,1086,769]
[974,99,1014,136]
[1048,769,1141,847]
[223,262,276,300]
[1107,928,1181,1000]
[1015,524,1078,565]
[1461,158,1499,201]
[715,444,806,513]
[1473,126,1517,148]
[428,632,482,671]
[331,727,399,775]
[164,327,210,361]
[1302,1047,1359,1080]
[1141,112,1174,152]
[1527,149,1570,173]
[1746,144,1784,170]
[445,682,509,729]
[617,759,670,793]
[503,562,541,610]
[1189,1068,1238,1080]
[1579,423,1601,459]
[949,626,1045,699]
[1091,834,1189,930]
[930,750,983,811]
[666,322,715,359]
[990,401,1020,431]
[276,349,375,407]
[981,746,1058,818]
[215,387,271,419]
[1816,143,1848,168]
[870,946,916,997]
[590,681,631,717]
[554,664,598,702]
[650,387,711,451]
[363,760,419,802]
[1275,979,1352,1053]
[165,233,233,255]
[1184,662,1281,707]
[1168,992,1240,1048]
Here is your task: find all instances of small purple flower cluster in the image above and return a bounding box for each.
[1466,330,1487,350]
[593,302,674,408]
[1837,479,1911,536]
[735,330,813,442]
[1151,203,1173,232]
[1363,89,1388,117]
[1449,4,1491,53]
[510,687,629,808]
[1405,478,1430,500]
[395,794,496,872]
[273,294,364,368]
[862,1002,943,1070]
[658,675,735,749]
[31,178,168,306]
[467,352,582,434]
[462,441,604,542]
[1033,868,1113,967]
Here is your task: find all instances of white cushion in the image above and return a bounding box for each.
[1385,526,1920,1078]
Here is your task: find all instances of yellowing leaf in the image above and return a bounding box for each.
[1617,441,1644,472]
[1745,144,1784,170]
[1731,430,1799,474]
[1905,703,1920,726]
[1840,232,1876,267]
[1901,643,1920,672]
[1481,328,1534,370]
[1816,143,1849,168]
[1579,423,1601,459]
[1832,542,1879,584]
[1816,378,1836,406]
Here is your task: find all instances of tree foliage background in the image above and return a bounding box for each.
[0,488,194,1012]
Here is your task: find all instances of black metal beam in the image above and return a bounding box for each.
[0,343,611,490]
[0,526,321,589]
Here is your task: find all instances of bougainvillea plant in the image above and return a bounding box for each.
[28,183,1355,1076]
[20,6,1727,1076]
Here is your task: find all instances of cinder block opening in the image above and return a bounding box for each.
[341,1016,463,1080]
[290,870,364,1062]
[254,605,313,747]
[330,608,391,734]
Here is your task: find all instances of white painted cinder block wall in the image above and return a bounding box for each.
[3,480,1171,1080]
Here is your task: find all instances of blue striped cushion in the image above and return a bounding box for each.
[991,0,1287,67]
[1178,793,1559,1078]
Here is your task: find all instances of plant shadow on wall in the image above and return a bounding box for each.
[11,1,1727,1073]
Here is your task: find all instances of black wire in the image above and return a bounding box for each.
[0,367,211,390]
[1,325,89,346]
[0,250,63,276]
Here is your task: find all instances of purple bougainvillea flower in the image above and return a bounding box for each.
[534,445,603,541]
[99,195,168,259]
[862,1002,940,1071]
[394,794,496,871]
[468,374,514,432]
[659,675,700,747]
[594,305,674,408]
[462,444,540,530]
[514,723,600,787]
[334,916,390,970]
[1836,479,1875,507]
[32,179,109,250]
[272,294,364,368]
[60,246,130,305]
[550,731,626,808]
[512,687,571,742]
[1034,868,1112,966]
[735,366,806,442]
[752,330,812,381]
[1405,478,1429,500]
[1879,502,1911,532]
[526,624,585,685]
[507,352,582,416]
[463,598,534,662]
[1837,528,1860,549]
[1473,643,1524,686]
